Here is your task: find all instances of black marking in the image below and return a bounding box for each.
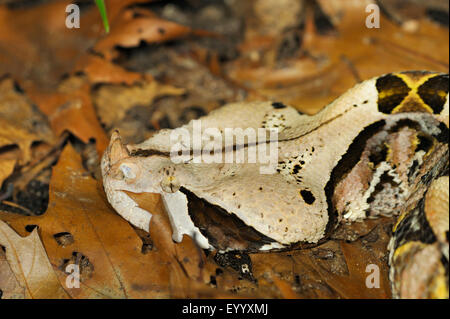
[417,74,449,114]
[300,190,315,204]
[272,102,287,109]
[366,172,399,204]
[180,187,276,252]
[376,74,411,114]
[388,118,421,133]
[436,122,449,144]
[416,134,434,154]
[408,159,420,183]
[25,224,38,232]
[324,120,387,235]
[292,164,302,174]
[130,148,170,157]
[392,196,437,253]
[368,143,388,166]
[214,251,255,282]
[426,8,449,27]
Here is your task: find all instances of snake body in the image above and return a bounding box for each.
[102,71,449,298]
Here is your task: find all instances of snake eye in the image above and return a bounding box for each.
[120,164,136,179]
[112,162,140,181]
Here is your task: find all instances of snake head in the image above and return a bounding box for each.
[101,131,153,231]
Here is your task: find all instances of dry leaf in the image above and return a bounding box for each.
[75,54,145,86]
[0,220,70,299]
[0,0,155,91]
[0,159,15,189]
[0,248,25,299]
[226,0,449,113]
[94,79,185,130]
[26,76,109,154]
[0,144,241,298]
[0,78,54,163]
[94,8,200,61]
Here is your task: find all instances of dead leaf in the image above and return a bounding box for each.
[0,248,25,299]
[226,0,449,113]
[26,76,109,154]
[75,54,145,86]
[94,79,185,130]
[0,220,70,299]
[0,78,54,163]
[0,144,243,298]
[94,8,202,61]
[0,159,15,189]
[0,0,156,91]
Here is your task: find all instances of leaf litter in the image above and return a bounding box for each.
[0,0,448,299]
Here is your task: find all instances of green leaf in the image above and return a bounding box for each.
[95,0,110,33]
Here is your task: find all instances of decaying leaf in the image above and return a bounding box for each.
[0,248,25,299]
[26,76,109,154]
[0,159,15,189]
[0,0,447,300]
[94,79,185,131]
[0,78,54,163]
[226,0,449,113]
[0,144,247,298]
[0,0,161,91]
[0,220,69,299]
[93,8,204,61]
[75,54,144,86]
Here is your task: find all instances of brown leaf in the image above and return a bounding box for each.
[0,159,15,189]
[94,9,199,61]
[227,0,449,113]
[0,248,25,299]
[94,78,185,132]
[1,144,169,298]
[26,76,109,154]
[0,144,239,298]
[75,54,145,86]
[0,0,155,91]
[0,220,70,299]
[248,218,393,299]
[0,78,54,163]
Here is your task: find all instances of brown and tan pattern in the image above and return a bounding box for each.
[102,71,449,298]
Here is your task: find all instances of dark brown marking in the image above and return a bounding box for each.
[180,187,276,252]
[130,149,170,157]
[391,196,437,253]
[416,134,434,154]
[300,190,315,204]
[272,102,287,109]
[376,74,411,114]
[417,74,449,114]
[324,120,387,235]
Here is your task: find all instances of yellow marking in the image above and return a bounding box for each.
[391,95,434,114]
[385,142,393,163]
[393,241,426,259]
[430,265,449,299]
[395,73,437,89]
[378,89,400,100]
[393,210,407,232]
[391,73,442,114]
